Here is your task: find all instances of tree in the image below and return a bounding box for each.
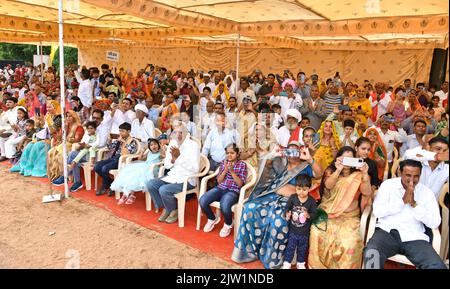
[0,43,78,68]
[0,43,50,62]
[51,46,78,69]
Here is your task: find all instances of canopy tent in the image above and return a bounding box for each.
[0,0,448,82]
[0,0,448,197]
[0,0,448,86]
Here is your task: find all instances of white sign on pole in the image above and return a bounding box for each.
[106,51,119,62]
[33,55,50,68]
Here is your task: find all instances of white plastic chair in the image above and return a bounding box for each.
[142,136,201,212]
[359,203,373,245]
[438,183,449,261]
[365,207,442,267]
[145,154,210,227]
[390,147,401,178]
[196,161,257,240]
[70,143,104,191]
[112,148,160,202]
[108,141,142,197]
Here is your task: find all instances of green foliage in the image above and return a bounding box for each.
[0,43,77,67]
[52,46,78,68]
[0,43,50,62]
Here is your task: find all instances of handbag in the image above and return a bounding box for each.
[311,207,328,231]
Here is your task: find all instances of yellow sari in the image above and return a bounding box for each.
[212,81,231,104]
[47,110,83,181]
[313,121,342,171]
[309,172,364,269]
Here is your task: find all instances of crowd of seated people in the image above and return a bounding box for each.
[0,62,448,269]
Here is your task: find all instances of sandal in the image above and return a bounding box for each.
[125,194,136,205]
[117,194,128,205]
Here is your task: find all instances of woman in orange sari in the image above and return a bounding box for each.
[405,89,426,118]
[363,127,388,183]
[161,94,179,132]
[309,147,372,269]
[47,110,84,181]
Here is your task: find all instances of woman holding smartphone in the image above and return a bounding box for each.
[354,137,380,193]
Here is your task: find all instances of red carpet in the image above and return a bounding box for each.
[2,162,412,269]
[1,162,262,269]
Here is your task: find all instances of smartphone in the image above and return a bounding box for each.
[283,148,300,158]
[342,157,364,168]
[338,105,350,111]
[312,133,320,145]
[311,74,318,81]
[300,74,306,83]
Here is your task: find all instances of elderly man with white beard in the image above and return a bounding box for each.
[276,109,304,148]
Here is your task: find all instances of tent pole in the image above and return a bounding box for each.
[58,0,69,199]
[235,33,240,96]
[40,41,44,83]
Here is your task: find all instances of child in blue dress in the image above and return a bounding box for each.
[111,138,162,205]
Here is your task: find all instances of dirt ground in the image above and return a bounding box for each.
[0,166,239,269]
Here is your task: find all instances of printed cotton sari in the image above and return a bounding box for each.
[308,171,364,269]
[231,156,313,269]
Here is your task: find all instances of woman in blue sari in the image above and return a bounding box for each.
[10,100,61,177]
[231,141,323,269]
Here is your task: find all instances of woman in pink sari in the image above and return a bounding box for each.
[309,146,373,269]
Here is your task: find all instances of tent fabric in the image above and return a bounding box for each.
[0,0,448,84]
[0,0,447,48]
[78,45,434,88]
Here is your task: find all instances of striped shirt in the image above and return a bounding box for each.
[217,160,248,193]
[323,92,343,115]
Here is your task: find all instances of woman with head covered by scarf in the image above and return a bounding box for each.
[313,120,342,171]
[47,110,84,181]
[212,81,231,107]
[10,100,61,177]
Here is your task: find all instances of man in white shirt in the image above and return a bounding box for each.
[74,68,93,114]
[131,104,155,146]
[198,74,216,94]
[146,123,200,224]
[225,96,239,129]
[400,119,427,156]
[276,109,303,148]
[109,98,136,137]
[403,137,449,199]
[202,112,239,171]
[0,96,18,162]
[91,109,110,148]
[363,159,446,269]
[434,81,448,106]
[369,82,392,126]
[236,79,256,107]
[201,100,216,141]
[91,68,101,100]
[375,114,408,163]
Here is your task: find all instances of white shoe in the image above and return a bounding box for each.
[296,262,306,269]
[219,223,233,238]
[281,261,291,269]
[203,216,221,233]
